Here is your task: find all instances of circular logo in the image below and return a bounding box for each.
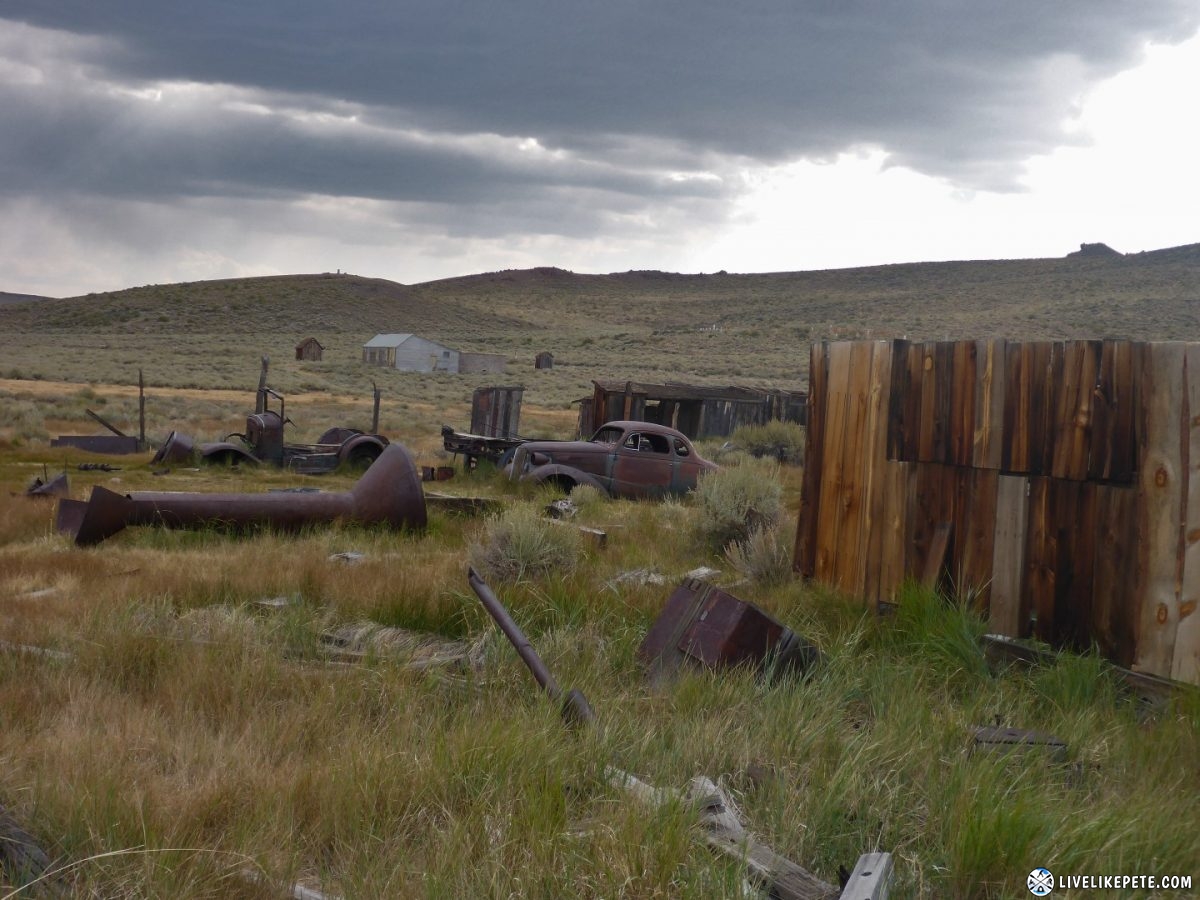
[1028,868,1054,895]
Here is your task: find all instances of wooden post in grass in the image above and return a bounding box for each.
[138,368,146,450]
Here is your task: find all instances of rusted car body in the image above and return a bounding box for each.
[507,421,717,498]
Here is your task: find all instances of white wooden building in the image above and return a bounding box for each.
[363,334,507,374]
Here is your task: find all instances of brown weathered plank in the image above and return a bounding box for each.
[833,342,877,595]
[1134,342,1186,677]
[1025,477,1055,642]
[957,468,998,612]
[1107,340,1138,484]
[973,338,1006,470]
[917,342,938,463]
[877,461,911,605]
[1091,484,1139,667]
[989,475,1029,637]
[932,341,954,464]
[921,521,953,589]
[950,341,977,466]
[1173,344,1200,684]
[795,341,828,577]
[1002,341,1034,474]
[1049,342,1083,480]
[902,341,924,461]
[1030,342,1055,476]
[861,342,894,602]
[886,339,912,462]
[1051,480,1095,650]
[814,343,854,584]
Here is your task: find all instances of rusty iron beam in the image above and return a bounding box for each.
[57,443,426,546]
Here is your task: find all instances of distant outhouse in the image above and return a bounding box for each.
[295,337,324,361]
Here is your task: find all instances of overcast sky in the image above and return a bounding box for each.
[2,2,1198,297]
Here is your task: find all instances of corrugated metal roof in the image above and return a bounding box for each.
[364,333,414,348]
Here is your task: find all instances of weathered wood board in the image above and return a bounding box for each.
[796,338,1200,686]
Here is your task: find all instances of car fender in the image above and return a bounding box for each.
[338,433,389,464]
[522,463,609,495]
[198,442,262,466]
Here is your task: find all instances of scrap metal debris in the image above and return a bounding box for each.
[970,725,1068,762]
[327,551,366,565]
[77,462,120,472]
[55,443,426,546]
[25,472,68,498]
[639,578,822,684]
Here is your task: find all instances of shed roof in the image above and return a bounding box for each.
[296,337,324,350]
[364,333,414,348]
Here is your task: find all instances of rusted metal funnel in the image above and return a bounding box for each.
[57,443,426,546]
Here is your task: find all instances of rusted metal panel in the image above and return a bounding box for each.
[56,443,426,546]
[639,578,820,683]
[49,435,141,454]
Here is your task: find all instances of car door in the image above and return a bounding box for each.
[611,431,674,497]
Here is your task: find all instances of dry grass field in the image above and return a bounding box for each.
[0,250,1198,897]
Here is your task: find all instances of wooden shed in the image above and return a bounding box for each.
[794,338,1200,685]
[535,351,554,370]
[580,380,807,440]
[295,337,324,361]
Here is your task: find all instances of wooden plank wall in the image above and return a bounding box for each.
[794,338,1200,685]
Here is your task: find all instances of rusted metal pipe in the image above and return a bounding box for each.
[466,568,596,727]
[57,443,426,546]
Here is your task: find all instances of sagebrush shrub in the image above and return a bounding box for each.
[692,463,783,549]
[725,523,792,584]
[730,419,806,462]
[468,505,582,582]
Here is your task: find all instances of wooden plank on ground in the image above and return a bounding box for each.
[921,521,953,590]
[990,475,1029,637]
[1134,342,1186,677]
[814,343,854,585]
[795,341,828,577]
[973,338,1006,470]
[1173,344,1200,684]
[839,852,893,900]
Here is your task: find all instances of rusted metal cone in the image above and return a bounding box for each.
[57,443,426,546]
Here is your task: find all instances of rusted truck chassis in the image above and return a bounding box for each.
[155,388,388,474]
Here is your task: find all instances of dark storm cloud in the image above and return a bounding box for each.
[0,1,1196,292]
[6,1,1197,185]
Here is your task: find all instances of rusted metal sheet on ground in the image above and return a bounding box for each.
[25,473,69,498]
[638,578,820,684]
[56,443,426,546]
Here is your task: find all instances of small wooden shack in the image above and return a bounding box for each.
[794,338,1200,685]
[535,351,554,370]
[579,380,807,440]
[295,337,324,361]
